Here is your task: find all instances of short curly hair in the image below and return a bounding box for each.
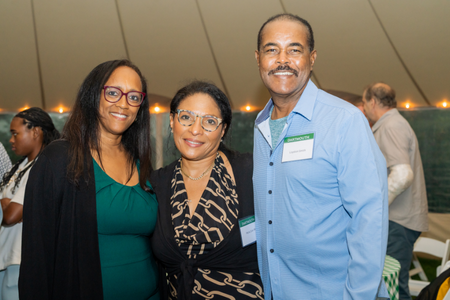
[257,13,314,52]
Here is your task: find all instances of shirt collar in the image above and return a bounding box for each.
[291,79,318,121]
[255,79,318,125]
[372,108,398,133]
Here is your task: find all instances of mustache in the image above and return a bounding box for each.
[268,65,298,77]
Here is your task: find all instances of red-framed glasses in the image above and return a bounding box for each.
[103,86,145,107]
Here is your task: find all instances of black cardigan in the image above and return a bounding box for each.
[19,140,103,299]
[150,151,259,300]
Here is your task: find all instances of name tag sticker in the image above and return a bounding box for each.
[282,133,314,162]
[239,215,256,247]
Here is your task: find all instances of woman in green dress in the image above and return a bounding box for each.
[19,59,159,300]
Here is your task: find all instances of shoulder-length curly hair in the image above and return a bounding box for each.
[62,59,153,191]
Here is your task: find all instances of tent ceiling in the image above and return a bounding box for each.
[0,0,449,112]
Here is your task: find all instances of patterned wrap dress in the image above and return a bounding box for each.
[168,154,263,299]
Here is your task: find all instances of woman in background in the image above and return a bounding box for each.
[19,59,159,300]
[0,107,60,300]
[151,81,263,300]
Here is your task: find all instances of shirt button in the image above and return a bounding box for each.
[268,190,272,194]
[268,220,272,224]
[269,162,273,166]
[270,249,274,253]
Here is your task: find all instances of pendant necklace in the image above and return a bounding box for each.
[180,154,216,181]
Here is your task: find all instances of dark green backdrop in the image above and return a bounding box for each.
[1,109,448,212]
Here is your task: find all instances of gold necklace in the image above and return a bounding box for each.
[180,155,216,181]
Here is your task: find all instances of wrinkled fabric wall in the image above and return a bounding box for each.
[0,109,448,214]
[400,109,450,213]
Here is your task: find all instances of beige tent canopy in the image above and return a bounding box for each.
[0,0,449,112]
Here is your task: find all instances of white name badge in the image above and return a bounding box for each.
[282,133,314,162]
[239,215,256,247]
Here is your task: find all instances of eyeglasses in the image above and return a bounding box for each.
[173,109,223,132]
[103,86,145,107]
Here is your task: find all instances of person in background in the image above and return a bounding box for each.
[0,143,12,180]
[253,13,389,299]
[326,90,365,115]
[363,82,428,300]
[0,107,60,300]
[19,59,159,300]
[0,142,12,227]
[151,81,263,300]
[333,92,375,127]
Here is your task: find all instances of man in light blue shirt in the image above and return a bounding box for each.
[253,14,389,299]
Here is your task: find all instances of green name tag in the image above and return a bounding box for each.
[284,133,314,143]
[282,132,315,162]
[239,215,256,247]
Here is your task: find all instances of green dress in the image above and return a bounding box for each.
[93,159,159,300]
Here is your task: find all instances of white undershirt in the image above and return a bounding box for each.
[0,158,31,269]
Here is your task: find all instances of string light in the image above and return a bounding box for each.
[54,105,69,113]
[150,105,163,114]
[241,105,256,112]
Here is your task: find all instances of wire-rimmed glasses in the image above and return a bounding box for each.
[173,109,223,132]
[103,86,145,107]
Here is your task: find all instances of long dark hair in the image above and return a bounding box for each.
[62,59,153,191]
[170,80,232,152]
[0,107,60,194]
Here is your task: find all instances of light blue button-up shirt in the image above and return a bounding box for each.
[253,80,389,300]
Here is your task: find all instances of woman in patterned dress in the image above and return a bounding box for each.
[151,81,263,300]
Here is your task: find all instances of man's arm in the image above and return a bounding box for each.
[388,164,413,205]
[337,112,389,300]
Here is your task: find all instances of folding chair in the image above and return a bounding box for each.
[409,237,450,296]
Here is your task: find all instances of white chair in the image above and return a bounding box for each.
[409,237,450,296]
